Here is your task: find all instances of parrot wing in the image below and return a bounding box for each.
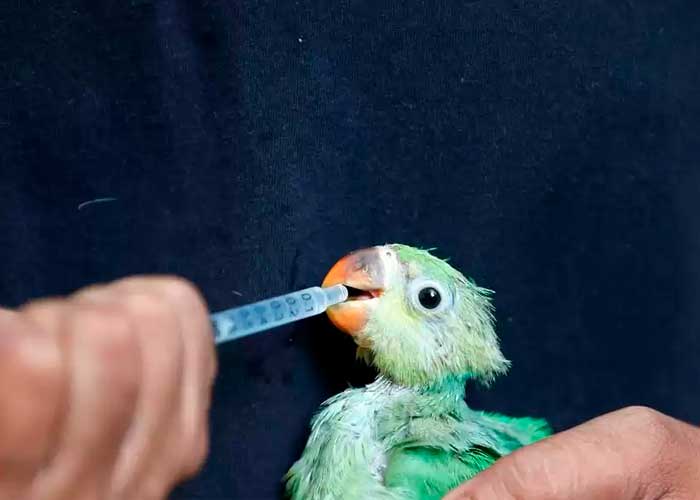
[381,410,551,500]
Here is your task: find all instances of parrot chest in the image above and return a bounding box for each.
[373,389,494,500]
[289,380,498,500]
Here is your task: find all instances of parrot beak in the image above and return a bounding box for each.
[322,247,388,336]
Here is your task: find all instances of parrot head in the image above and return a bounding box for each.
[322,244,509,387]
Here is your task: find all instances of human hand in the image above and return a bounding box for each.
[0,276,217,500]
[445,406,700,500]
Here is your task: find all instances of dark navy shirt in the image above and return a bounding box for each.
[1,1,699,498]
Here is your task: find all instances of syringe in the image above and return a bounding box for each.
[210,284,348,344]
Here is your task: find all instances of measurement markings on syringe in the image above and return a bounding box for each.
[232,292,317,329]
[210,285,348,345]
[301,293,315,313]
[286,296,299,318]
[239,308,253,328]
[212,317,237,341]
[270,300,283,321]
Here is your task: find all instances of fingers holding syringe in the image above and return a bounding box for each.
[108,276,217,483]
[71,276,216,498]
[3,276,216,500]
[23,296,143,500]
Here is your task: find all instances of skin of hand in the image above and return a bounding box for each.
[444,406,700,500]
[0,276,217,500]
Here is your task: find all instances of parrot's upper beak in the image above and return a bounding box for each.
[322,247,388,336]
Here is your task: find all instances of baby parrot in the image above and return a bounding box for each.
[285,244,550,500]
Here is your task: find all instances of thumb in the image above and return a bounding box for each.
[443,406,696,500]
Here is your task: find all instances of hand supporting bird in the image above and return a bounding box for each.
[445,405,700,500]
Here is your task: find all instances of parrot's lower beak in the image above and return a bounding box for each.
[322,247,388,336]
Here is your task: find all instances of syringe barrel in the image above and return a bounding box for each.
[211,285,347,344]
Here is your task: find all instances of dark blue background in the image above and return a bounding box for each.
[1,1,699,498]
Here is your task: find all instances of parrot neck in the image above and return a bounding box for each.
[419,373,470,398]
[373,372,470,400]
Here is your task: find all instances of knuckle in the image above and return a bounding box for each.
[619,406,677,472]
[22,343,62,390]
[160,276,207,312]
[18,298,66,334]
[70,305,139,373]
[625,406,673,443]
[622,405,667,427]
[122,291,172,322]
[74,304,132,340]
[19,298,61,318]
[73,282,110,299]
[0,329,61,388]
[112,274,200,307]
[121,292,184,357]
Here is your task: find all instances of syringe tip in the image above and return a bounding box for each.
[322,284,349,306]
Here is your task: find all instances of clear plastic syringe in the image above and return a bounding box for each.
[210,284,348,345]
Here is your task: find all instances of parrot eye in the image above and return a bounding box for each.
[408,279,451,314]
[418,287,441,309]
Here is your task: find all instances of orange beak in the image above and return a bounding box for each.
[322,247,386,336]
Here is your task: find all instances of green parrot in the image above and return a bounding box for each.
[285,244,551,500]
